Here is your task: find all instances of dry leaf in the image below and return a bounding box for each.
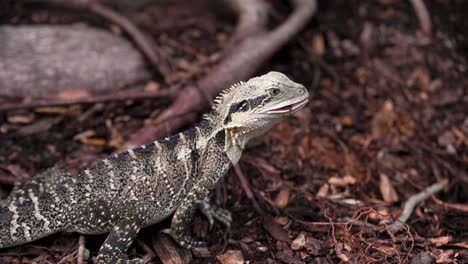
[341,116,353,126]
[312,33,325,56]
[217,250,244,264]
[275,189,290,208]
[371,100,396,139]
[53,89,90,100]
[144,81,160,92]
[73,130,95,143]
[261,212,291,243]
[316,184,329,198]
[428,236,452,246]
[328,175,356,186]
[275,216,289,225]
[379,173,399,203]
[8,113,35,124]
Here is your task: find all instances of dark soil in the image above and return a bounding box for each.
[0,0,467,263]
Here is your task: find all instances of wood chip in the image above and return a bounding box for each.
[217,250,244,264]
[275,189,290,208]
[152,233,192,264]
[379,173,399,203]
[291,233,306,251]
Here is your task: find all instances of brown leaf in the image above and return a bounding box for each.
[217,250,244,264]
[261,212,292,243]
[73,130,96,144]
[311,33,325,57]
[379,173,399,203]
[371,100,396,139]
[275,189,290,208]
[328,175,356,186]
[53,89,90,100]
[106,119,124,148]
[144,81,160,92]
[7,113,35,124]
[428,236,452,246]
[316,184,329,198]
[275,216,289,226]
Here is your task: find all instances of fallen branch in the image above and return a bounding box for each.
[388,179,447,233]
[118,0,318,151]
[409,0,431,34]
[331,180,447,233]
[26,0,173,81]
[0,88,177,111]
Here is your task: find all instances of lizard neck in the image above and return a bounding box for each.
[198,119,243,166]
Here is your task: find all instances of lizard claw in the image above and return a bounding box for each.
[198,201,232,229]
[161,228,207,249]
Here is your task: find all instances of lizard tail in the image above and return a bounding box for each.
[0,167,71,248]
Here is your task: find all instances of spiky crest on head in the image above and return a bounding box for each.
[202,81,245,123]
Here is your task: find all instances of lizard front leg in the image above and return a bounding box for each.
[163,142,232,249]
[161,188,209,249]
[96,205,145,264]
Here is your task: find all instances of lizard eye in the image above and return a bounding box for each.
[268,88,282,97]
[235,100,248,112]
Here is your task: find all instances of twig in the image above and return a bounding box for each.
[234,165,291,243]
[0,88,177,111]
[118,0,318,151]
[77,235,85,264]
[25,0,173,81]
[388,179,447,233]
[234,165,260,210]
[409,0,432,34]
[330,180,448,233]
[339,217,379,231]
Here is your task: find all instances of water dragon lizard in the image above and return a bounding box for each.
[0,71,309,263]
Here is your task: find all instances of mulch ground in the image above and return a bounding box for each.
[0,0,467,263]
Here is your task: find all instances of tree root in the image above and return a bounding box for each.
[118,0,318,151]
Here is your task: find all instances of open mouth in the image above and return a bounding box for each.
[266,97,309,114]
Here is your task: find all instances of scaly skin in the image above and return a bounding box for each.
[0,71,309,263]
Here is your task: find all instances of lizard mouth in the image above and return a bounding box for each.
[266,97,309,114]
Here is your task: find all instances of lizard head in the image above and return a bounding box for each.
[208,71,309,153]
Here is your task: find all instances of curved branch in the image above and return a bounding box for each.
[119,0,318,151]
